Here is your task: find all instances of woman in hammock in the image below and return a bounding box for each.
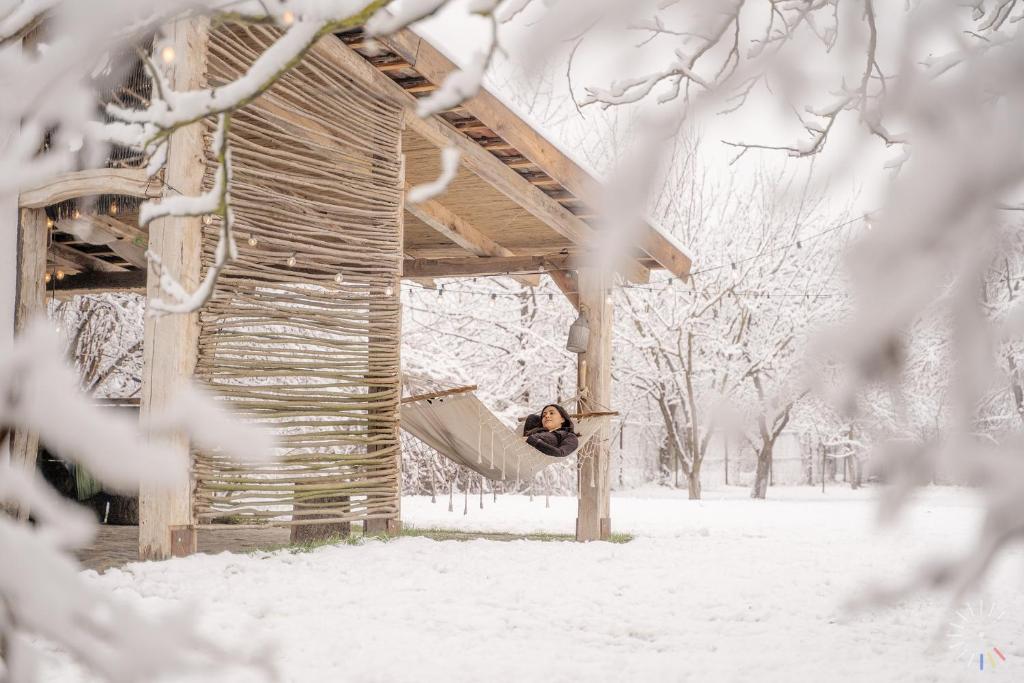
[522,404,579,457]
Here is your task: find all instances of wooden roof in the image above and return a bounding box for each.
[25,24,693,302]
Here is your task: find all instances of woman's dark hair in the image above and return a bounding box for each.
[542,403,577,435]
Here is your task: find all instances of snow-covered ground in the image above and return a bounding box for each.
[42,485,1024,682]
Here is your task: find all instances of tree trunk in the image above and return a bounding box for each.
[848,455,862,489]
[687,465,702,499]
[751,442,773,499]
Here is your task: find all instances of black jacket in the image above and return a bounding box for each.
[522,414,579,457]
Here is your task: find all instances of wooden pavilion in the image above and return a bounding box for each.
[11,19,692,558]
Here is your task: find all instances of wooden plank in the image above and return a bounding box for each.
[405,195,539,287]
[547,268,579,312]
[50,242,125,273]
[575,267,613,541]
[378,30,693,280]
[138,17,208,561]
[403,254,568,278]
[19,168,162,208]
[51,269,147,295]
[9,208,47,520]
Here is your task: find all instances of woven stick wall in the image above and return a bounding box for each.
[192,24,403,528]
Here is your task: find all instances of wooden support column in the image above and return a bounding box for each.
[138,18,208,560]
[576,267,612,541]
[7,208,48,519]
[365,144,405,537]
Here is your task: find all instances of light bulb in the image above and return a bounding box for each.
[56,270,65,280]
[334,272,344,284]
[605,294,612,305]
[161,45,176,63]
[287,254,296,267]
[202,215,212,225]
[109,201,118,215]
[385,285,394,296]
[44,272,51,283]
[282,10,295,25]
[248,235,258,247]
[73,209,80,219]
[46,217,54,229]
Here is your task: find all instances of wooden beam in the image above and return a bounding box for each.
[313,38,594,248]
[547,269,580,312]
[403,254,568,279]
[19,168,162,208]
[576,267,613,541]
[63,215,148,269]
[316,37,656,285]
[363,139,405,538]
[378,30,693,281]
[90,214,149,247]
[405,194,539,287]
[9,208,48,519]
[50,269,147,295]
[138,17,207,561]
[50,242,125,273]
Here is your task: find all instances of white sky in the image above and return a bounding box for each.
[409,0,894,226]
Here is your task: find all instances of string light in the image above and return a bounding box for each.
[202,215,212,225]
[247,234,258,247]
[108,201,118,216]
[161,45,176,63]
[46,217,54,229]
[282,10,295,25]
[55,270,65,281]
[334,272,344,284]
[44,272,51,283]
[286,253,297,268]
[72,209,80,219]
[385,285,394,296]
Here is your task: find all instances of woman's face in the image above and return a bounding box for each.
[541,406,565,431]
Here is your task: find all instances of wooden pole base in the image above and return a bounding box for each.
[364,517,401,536]
[576,516,612,542]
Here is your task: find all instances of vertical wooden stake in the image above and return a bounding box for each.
[364,126,404,537]
[576,267,612,541]
[7,208,48,519]
[138,17,208,561]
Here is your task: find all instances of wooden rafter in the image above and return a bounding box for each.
[376,29,693,281]
[403,254,568,279]
[50,241,124,273]
[315,36,652,288]
[405,194,539,287]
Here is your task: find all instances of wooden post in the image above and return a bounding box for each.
[138,18,208,560]
[576,267,612,541]
[364,127,403,536]
[7,208,48,519]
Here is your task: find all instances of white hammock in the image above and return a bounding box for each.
[400,390,609,483]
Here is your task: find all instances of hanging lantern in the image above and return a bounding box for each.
[566,306,590,354]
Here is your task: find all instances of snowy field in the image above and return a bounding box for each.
[41,485,1024,682]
